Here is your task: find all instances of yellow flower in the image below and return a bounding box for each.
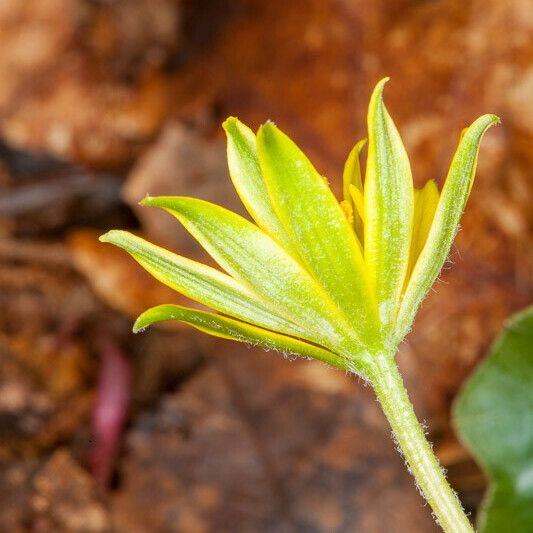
[100,78,498,378]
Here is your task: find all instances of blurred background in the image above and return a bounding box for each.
[0,1,531,531]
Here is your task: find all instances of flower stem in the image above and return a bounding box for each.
[367,352,474,533]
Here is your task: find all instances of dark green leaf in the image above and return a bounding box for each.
[454,306,533,532]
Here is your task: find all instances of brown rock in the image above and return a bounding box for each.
[68,228,187,320]
[0,457,36,531]
[123,121,243,252]
[112,348,438,532]
[0,0,181,167]
[32,450,110,532]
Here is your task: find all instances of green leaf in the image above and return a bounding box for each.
[99,230,311,341]
[364,77,413,332]
[256,122,379,347]
[454,306,533,533]
[134,304,352,371]
[396,114,500,342]
[222,117,298,256]
[141,196,354,352]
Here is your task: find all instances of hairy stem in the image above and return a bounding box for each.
[367,352,474,533]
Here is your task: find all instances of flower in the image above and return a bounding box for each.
[100,78,498,378]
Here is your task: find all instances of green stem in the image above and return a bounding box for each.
[367,352,474,533]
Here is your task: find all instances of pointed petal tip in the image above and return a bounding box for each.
[139,195,155,207]
[132,308,155,333]
[474,113,501,127]
[453,115,499,143]
[257,121,293,154]
[257,120,277,137]
[132,317,147,334]
[421,179,439,192]
[222,116,241,133]
[372,77,391,99]
[368,78,392,124]
[140,195,189,211]
[134,305,173,333]
[99,230,119,243]
[98,229,136,247]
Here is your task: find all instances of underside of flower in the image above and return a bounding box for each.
[100,78,498,378]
